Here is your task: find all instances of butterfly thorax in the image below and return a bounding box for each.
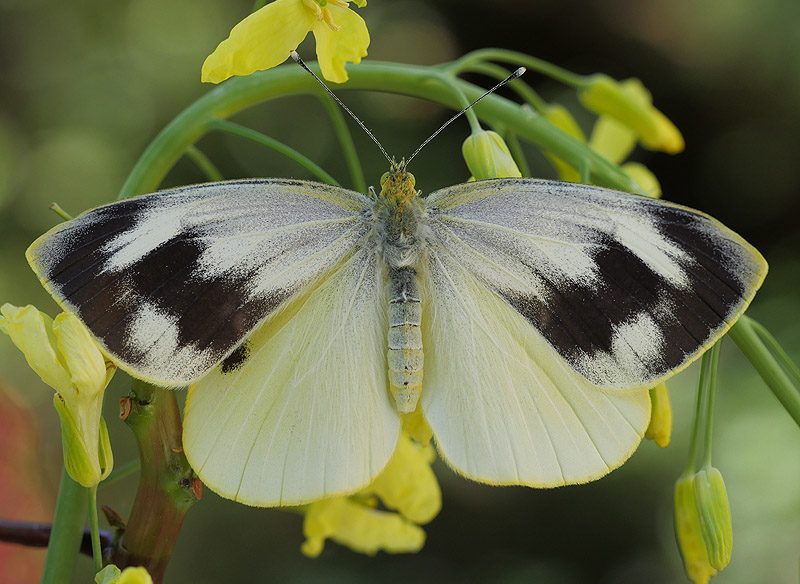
[371,167,427,269]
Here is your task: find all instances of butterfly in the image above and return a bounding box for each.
[27,165,766,506]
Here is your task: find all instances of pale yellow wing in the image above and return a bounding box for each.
[183,248,399,506]
[421,240,650,486]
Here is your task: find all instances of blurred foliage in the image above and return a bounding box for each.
[0,0,798,582]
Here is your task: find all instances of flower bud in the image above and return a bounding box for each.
[674,466,733,583]
[645,383,671,447]
[693,467,733,570]
[462,130,522,180]
[0,304,115,487]
[579,74,684,154]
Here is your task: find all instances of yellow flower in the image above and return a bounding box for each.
[302,433,441,556]
[579,74,684,154]
[674,467,733,584]
[202,0,369,84]
[543,103,586,183]
[96,565,153,584]
[0,304,114,487]
[462,130,522,180]
[645,383,672,447]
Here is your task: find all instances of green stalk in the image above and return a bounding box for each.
[503,131,531,177]
[448,48,586,87]
[703,344,721,467]
[316,94,366,191]
[41,470,87,584]
[88,486,103,572]
[118,61,635,199]
[185,145,224,181]
[685,350,712,475]
[458,61,548,112]
[209,119,339,185]
[729,317,800,428]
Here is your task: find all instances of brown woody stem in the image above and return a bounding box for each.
[112,380,201,583]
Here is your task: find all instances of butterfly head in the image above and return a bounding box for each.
[379,160,417,205]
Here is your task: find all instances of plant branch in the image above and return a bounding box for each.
[0,519,112,557]
[111,381,201,583]
[41,470,88,584]
[185,145,224,181]
[729,316,800,428]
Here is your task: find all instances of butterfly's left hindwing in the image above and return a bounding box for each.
[183,246,399,506]
[27,179,370,385]
[426,179,767,390]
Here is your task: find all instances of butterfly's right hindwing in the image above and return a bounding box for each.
[27,179,370,385]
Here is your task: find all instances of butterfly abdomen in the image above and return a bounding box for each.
[387,266,423,413]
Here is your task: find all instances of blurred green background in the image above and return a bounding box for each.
[1,0,799,582]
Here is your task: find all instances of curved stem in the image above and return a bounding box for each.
[41,470,87,584]
[185,145,223,181]
[88,485,103,572]
[209,119,340,186]
[685,352,710,475]
[729,317,800,428]
[448,48,586,87]
[316,94,366,191]
[118,61,635,200]
[458,61,547,112]
[503,131,531,177]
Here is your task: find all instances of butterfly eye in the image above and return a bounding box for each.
[380,172,391,188]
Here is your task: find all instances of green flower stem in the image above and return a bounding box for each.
[88,485,103,572]
[112,381,200,583]
[685,343,721,473]
[503,131,532,177]
[185,145,224,181]
[209,119,339,186]
[703,344,721,467]
[119,61,635,200]
[458,61,548,112]
[41,469,87,584]
[448,48,586,87]
[729,317,800,428]
[316,94,366,191]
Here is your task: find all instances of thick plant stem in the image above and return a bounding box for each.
[41,469,87,584]
[118,61,635,199]
[113,381,200,583]
[729,317,800,428]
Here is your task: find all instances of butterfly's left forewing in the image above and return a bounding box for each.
[425,179,767,390]
[27,179,370,385]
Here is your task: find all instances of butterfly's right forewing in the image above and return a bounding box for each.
[27,179,370,385]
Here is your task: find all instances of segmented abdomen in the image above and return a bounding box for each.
[387,266,423,413]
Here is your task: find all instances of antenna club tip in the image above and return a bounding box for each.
[290,50,301,62]
[513,67,526,78]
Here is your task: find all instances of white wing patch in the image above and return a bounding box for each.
[183,248,400,506]
[421,241,650,486]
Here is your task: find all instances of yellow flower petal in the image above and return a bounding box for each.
[589,116,637,164]
[96,565,154,584]
[365,433,441,524]
[579,74,684,154]
[622,162,662,199]
[0,304,72,394]
[401,407,433,446]
[311,3,369,83]
[52,312,107,399]
[302,498,425,557]
[543,104,585,182]
[644,382,671,447]
[202,0,314,84]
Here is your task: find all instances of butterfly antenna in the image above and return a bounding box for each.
[290,51,393,166]
[404,67,526,167]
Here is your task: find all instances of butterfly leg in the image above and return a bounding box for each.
[387,266,424,413]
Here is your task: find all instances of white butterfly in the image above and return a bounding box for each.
[27,168,766,506]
